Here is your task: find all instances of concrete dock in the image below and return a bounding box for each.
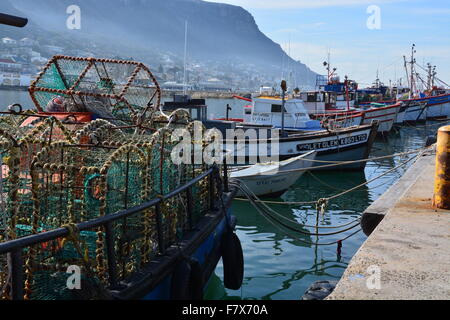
[327,149,450,300]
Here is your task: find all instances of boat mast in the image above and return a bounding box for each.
[426,63,437,92]
[403,55,411,98]
[183,20,188,95]
[281,80,287,134]
[345,75,350,111]
[327,51,331,83]
[410,44,417,98]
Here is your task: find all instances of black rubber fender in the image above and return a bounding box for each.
[188,258,204,300]
[221,231,244,290]
[170,259,192,300]
[170,258,204,300]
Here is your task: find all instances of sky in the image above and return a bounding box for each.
[206,0,450,88]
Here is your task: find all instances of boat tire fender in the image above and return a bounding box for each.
[221,231,244,290]
[170,257,204,300]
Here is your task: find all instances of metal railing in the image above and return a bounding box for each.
[0,165,225,300]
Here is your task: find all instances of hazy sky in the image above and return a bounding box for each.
[206,0,450,87]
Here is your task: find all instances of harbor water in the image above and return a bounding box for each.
[0,89,442,300]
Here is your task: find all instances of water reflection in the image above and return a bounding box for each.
[207,121,442,300]
[1,91,446,300]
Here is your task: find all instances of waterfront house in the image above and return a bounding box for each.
[1,37,17,46]
[0,58,22,72]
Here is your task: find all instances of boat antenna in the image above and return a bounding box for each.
[183,20,188,95]
[281,80,287,134]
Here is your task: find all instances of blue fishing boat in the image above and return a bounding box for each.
[358,45,450,120]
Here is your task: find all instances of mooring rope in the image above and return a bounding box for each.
[227,145,433,246]
[233,182,363,246]
[234,145,432,206]
[226,148,426,176]
[234,181,362,232]
[263,147,428,172]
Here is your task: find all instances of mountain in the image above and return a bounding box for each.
[0,0,317,87]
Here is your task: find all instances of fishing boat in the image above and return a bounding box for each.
[358,45,450,120]
[218,95,379,170]
[410,92,450,119]
[395,103,407,124]
[230,151,316,197]
[310,110,364,128]
[357,102,401,134]
[164,87,378,172]
[403,100,428,123]
[0,52,244,300]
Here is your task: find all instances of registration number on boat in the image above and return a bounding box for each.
[296,134,368,151]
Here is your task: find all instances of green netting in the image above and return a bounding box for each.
[34,63,67,90]
[30,56,161,122]
[0,117,216,300]
[0,56,214,300]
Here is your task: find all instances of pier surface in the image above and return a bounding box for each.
[328,150,450,300]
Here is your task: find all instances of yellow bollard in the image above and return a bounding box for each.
[432,125,450,209]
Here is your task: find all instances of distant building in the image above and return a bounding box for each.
[0,73,32,86]
[0,58,22,72]
[1,37,17,46]
[31,56,49,65]
[11,46,33,56]
[19,38,36,47]
[198,78,231,92]
[43,45,64,55]
[161,81,192,91]
[31,51,41,58]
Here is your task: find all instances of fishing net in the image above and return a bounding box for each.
[0,118,218,300]
[29,56,162,126]
[0,55,222,300]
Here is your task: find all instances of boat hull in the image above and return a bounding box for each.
[359,93,450,120]
[233,170,303,197]
[360,104,400,134]
[227,123,378,171]
[230,152,316,197]
[111,197,239,300]
[426,101,450,119]
[395,105,407,124]
[404,102,427,123]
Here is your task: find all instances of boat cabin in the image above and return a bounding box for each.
[297,91,337,114]
[243,96,322,130]
[335,92,355,109]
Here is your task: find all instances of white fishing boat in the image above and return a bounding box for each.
[210,95,379,170]
[395,103,407,124]
[230,151,316,197]
[358,102,401,134]
[404,100,428,122]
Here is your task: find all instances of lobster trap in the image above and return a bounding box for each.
[29,55,162,125]
[0,53,226,300]
[0,115,220,300]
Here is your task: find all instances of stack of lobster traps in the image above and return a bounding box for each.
[0,55,240,300]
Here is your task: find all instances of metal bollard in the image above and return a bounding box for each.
[432,125,450,209]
